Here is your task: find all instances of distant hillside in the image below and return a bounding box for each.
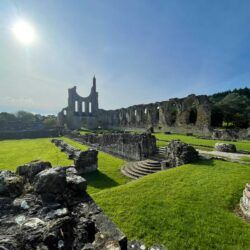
[209,87,250,128]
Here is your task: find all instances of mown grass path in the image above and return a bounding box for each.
[93,159,250,249]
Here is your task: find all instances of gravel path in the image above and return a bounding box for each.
[197,149,250,163]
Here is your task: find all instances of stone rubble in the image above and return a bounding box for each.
[161,140,199,168]
[0,160,127,249]
[214,142,236,153]
[51,139,98,174]
[240,183,250,219]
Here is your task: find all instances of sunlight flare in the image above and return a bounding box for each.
[12,20,36,45]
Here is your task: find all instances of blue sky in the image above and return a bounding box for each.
[0,0,249,114]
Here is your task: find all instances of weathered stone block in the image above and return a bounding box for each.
[214,143,236,153]
[164,140,199,168]
[16,160,52,182]
[240,183,250,219]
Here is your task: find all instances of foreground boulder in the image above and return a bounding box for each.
[162,140,199,168]
[214,143,236,153]
[0,161,126,249]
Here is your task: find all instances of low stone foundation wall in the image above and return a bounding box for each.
[51,139,98,174]
[69,133,157,161]
[0,129,60,139]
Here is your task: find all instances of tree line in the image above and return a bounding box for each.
[210,87,250,128]
[0,111,57,130]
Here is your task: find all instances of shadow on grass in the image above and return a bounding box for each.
[83,170,119,189]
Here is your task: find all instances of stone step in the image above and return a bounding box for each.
[126,165,153,177]
[131,163,159,174]
[140,159,161,167]
[149,155,166,161]
[122,166,141,179]
[121,159,163,179]
[121,167,138,180]
[136,162,161,171]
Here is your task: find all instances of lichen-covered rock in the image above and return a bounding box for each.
[0,170,23,197]
[214,143,236,153]
[0,162,127,250]
[66,174,87,194]
[16,160,52,182]
[240,183,250,219]
[164,140,199,168]
[34,167,67,195]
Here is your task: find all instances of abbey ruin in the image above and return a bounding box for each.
[58,77,212,135]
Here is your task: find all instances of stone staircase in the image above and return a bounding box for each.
[158,146,167,155]
[121,159,162,179]
[121,146,168,179]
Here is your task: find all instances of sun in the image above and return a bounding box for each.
[12,20,36,45]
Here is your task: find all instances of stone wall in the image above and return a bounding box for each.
[58,76,99,130]
[51,139,98,174]
[69,133,157,161]
[0,161,126,249]
[58,78,212,135]
[98,94,211,136]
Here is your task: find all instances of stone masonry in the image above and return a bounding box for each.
[51,139,98,174]
[58,77,212,135]
[69,132,157,161]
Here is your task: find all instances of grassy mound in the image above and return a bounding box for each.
[154,133,250,152]
[93,159,250,249]
[0,138,129,194]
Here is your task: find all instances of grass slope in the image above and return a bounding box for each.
[0,138,129,194]
[93,159,250,249]
[154,133,250,152]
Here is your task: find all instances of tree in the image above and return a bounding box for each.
[42,116,57,128]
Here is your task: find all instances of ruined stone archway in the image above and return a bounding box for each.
[188,108,197,124]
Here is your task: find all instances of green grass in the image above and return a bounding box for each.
[0,138,72,171]
[241,156,250,163]
[0,138,130,194]
[62,137,130,194]
[154,133,250,152]
[93,159,250,249]
[1,137,250,248]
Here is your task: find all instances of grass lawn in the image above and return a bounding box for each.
[0,138,130,194]
[62,137,130,194]
[1,137,250,248]
[154,133,250,152]
[93,159,250,249]
[0,138,72,171]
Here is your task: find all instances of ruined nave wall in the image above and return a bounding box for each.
[97,94,212,135]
